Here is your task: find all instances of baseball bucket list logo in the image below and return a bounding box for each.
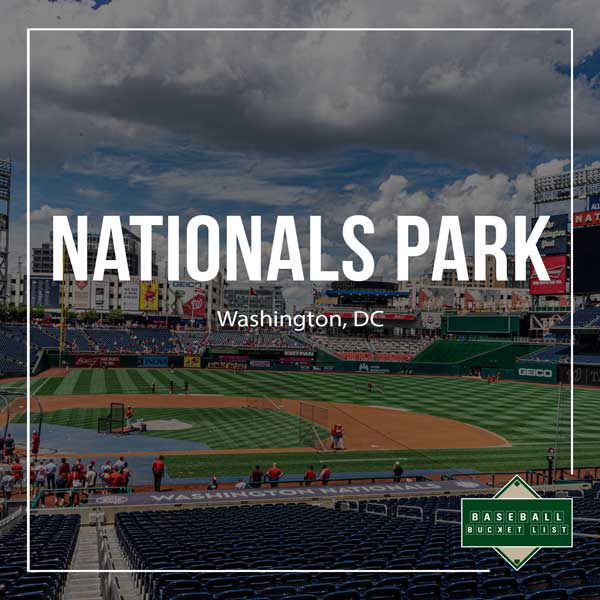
[461,476,572,569]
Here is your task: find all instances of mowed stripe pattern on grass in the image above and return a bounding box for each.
[27,368,597,471]
[15,406,324,450]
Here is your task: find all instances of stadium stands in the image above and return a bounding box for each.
[114,502,600,600]
[306,334,430,361]
[521,345,571,363]
[0,514,80,598]
[85,328,145,353]
[176,330,210,353]
[553,308,600,330]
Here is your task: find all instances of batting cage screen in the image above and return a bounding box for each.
[299,401,329,451]
[97,402,125,434]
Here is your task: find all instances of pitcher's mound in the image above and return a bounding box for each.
[142,419,192,431]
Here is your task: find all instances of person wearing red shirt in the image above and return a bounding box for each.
[267,463,283,488]
[107,468,123,493]
[304,465,317,486]
[334,424,345,450]
[11,458,23,494]
[31,431,40,460]
[319,464,331,486]
[126,407,133,429]
[152,455,165,492]
[58,458,70,478]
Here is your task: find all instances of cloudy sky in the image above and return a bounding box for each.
[3,0,600,307]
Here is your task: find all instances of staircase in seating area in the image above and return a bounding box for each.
[63,526,102,600]
[103,525,141,600]
[63,522,141,600]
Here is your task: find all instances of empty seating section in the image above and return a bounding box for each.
[521,344,570,363]
[115,502,600,600]
[0,514,80,599]
[0,326,28,375]
[554,308,600,329]
[574,354,600,365]
[307,334,429,361]
[369,337,433,361]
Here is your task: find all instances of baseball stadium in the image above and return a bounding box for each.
[2,19,600,600]
[3,187,600,597]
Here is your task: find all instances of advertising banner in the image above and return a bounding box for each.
[573,210,600,228]
[136,356,169,368]
[71,278,91,310]
[91,281,110,311]
[167,281,206,318]
[462,288,507,312]
[183,356,202,368]
[529,255,567,296]
[421,312,442,330]
[139,279,159,311]
[73,355,120,368]
[533,214,568,255]
[30,276,61,309]
[121,276,140,312]
[416,287,456,311]
[588,194,600,211]
[514,361,557,383]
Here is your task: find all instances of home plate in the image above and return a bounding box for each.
[142,419,192,431]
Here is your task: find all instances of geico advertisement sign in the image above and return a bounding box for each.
[518,367,553,379]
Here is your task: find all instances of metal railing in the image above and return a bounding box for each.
[434,508,461,525]
[96,517,124,600]
[395,505,424,521]
[365,502,388,517]
[31,486,133,509]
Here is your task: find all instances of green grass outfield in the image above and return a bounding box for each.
[14,406,327,450]
[12,368,598,476]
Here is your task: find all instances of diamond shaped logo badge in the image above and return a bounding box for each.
[461,475,573,569]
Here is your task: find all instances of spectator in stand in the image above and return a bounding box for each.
[107,466,123,493]
[101,460,112,488]
[152,455,165,492]
[45,458,56,490]
[304,465,317,486]
[31,430,40,461]
[393,461,404,482]
[114,456,125,472]
[58,457,70,479]
[121,463,131,489]
[34,462,46,492]
[319,464,331,486]
[1,470,15,500]
[86,462,97,490]
[55,464,68,507]
[71,470,84,506]
[4,433,15,464]
[249,465,264,488]
[73,458,85,477]
[267,463,283,488]
[11,457,23,494]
